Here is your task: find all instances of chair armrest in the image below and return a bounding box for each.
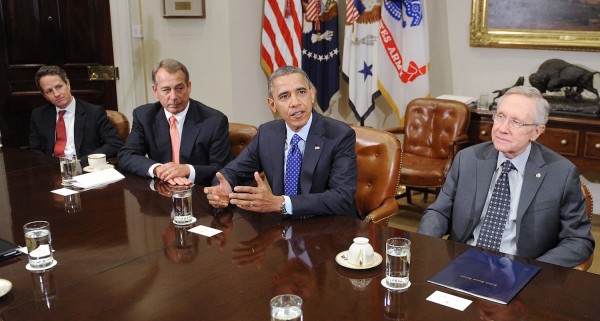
[574,253,594,271]
[365,198,399,225]
[385,126,405,135]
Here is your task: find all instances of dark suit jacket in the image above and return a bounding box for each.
[220,111,358,218]
[118,99,230,187]
[28,100,122,158]
[418,141,594,267]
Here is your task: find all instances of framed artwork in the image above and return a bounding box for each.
[470,0,600,51]
[163,0,205,18]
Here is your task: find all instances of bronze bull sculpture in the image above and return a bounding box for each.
[529,59,599,101]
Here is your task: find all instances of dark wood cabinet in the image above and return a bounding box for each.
[468,109,600,174]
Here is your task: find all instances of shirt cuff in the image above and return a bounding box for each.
[187,164,196,182]
[148,163,161,178]
[283,195,293,215]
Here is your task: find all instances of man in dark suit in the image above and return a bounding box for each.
[204,66,357,218]
[29,65,122,159]
[118,59,230,187]
[418,86,594,268]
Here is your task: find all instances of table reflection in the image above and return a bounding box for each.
[30,268,57,310]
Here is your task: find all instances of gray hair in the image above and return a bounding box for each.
[267,66,312,98]
[152,59,190,85]
[497,85,550,125]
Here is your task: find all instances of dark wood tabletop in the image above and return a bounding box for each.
[1,148,600,320]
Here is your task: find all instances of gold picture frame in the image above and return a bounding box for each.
[163,0,205,18]
[470,0,600,52]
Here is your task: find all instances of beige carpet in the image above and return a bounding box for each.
[388,193,600,275]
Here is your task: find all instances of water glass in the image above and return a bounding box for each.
[477,94,489,110]
[385,238,411,289]
[384,288,408,320]
[172,185,193,225]
[24,221,54,269]
[64,193,82,214]
[59,155,78,186]
[270,294,303,321]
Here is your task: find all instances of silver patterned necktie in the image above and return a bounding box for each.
[476,160,515,251]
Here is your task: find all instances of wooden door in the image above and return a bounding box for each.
[0,0,117,148]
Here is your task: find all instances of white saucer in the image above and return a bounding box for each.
[335,251,383,270]
[25,260,58,272]
[380,278,411,291]
[0,279,12,298]
[173,216,197,226]
[83,164,114,173]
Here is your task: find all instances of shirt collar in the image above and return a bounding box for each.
[285,112,313,142]
[164,101,190,124]
[56,97,76,114]
[498,143,531,174]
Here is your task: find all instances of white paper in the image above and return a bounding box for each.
[51,188,79,196]
[426,291,472,311]
[188,225,223,237]
[72,168,125,189]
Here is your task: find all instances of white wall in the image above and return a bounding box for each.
[111,0,600,129]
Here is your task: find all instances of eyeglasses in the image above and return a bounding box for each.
[492,113,538,130]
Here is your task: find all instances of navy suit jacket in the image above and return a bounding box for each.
[220,112,358,218]
[418,141,594,267]
[118,99,230,186]
[28,100,122,158]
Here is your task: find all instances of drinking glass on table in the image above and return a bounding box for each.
[171,185,194,225]
[59,154,77,186]
[270,294,303,321]
[385,238,411,289]
[23,221,55,270]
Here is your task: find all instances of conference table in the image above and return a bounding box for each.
[0,148,600,320]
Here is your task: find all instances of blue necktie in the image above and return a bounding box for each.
[285,134,302,196]
[477,160,515,251]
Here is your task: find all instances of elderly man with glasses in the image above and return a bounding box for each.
[418,86,594,268]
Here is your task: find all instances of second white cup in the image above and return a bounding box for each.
[348,237,375,267]
[88,153,107,169]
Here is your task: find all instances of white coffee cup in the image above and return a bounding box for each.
[88,153,107,169]
[347,237,375,267]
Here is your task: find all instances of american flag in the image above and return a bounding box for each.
[261,0,303,76]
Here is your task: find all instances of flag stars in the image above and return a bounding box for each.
[358,61,373,81]
[302,49,339,62]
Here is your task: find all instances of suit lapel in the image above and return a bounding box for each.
[517,143,546,220]
[301,113,323,194]
[73,102,85,154]
[153,108,172,162]
[43,105,57,154]
[179,102,201,163]
[270,122,287,195]
[475,145,499,224]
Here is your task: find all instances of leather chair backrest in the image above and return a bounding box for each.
[403,98,470,159]
[229,122,258,159]
[106,110,130,143]
[353,126,402,218]
[582,182,593,221]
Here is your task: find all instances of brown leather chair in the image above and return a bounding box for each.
[229,122,258,159]
[387,98,470,204]
[106,110,130,143]
[352,126,402,224]
[574,182,594,271]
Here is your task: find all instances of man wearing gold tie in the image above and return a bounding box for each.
[29,65,122,159]
[118,59,230,186]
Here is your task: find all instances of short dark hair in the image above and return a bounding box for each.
[152,59,190,85]
[35,65,68,91]
[267,66,312,98]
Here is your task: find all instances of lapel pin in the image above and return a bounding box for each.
[315,146,320,150]
[535,173,541,178]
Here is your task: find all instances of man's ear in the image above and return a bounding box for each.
[530,125,545,141]
[267,97,277,113]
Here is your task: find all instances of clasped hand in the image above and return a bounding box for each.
[154,162,192,186]
[204,171,282,213]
